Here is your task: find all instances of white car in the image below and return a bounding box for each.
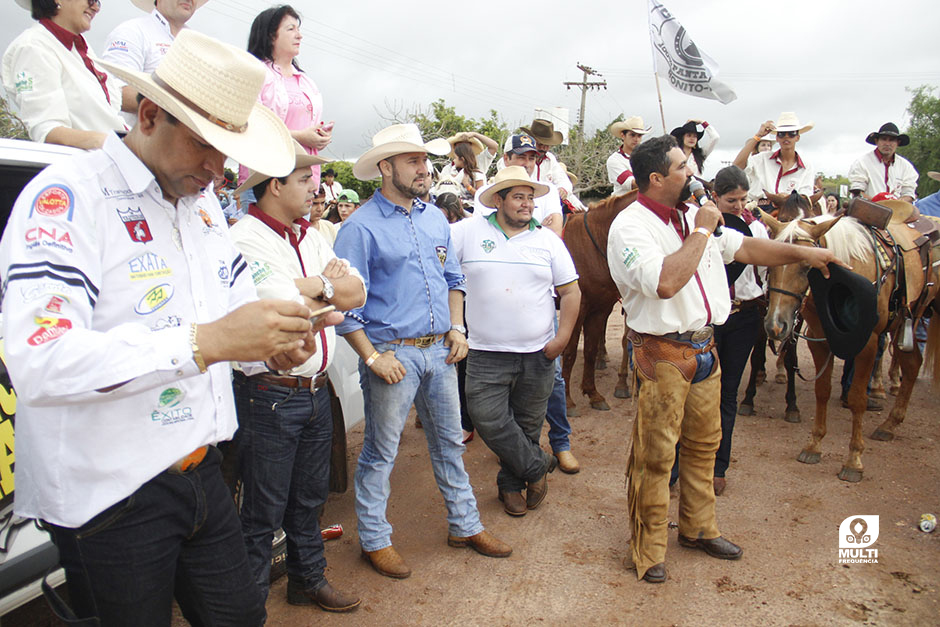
[0,137,364,615]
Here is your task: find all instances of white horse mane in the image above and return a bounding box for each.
[773,214,872,265]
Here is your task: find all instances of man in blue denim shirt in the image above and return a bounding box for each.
[334,124,511,579]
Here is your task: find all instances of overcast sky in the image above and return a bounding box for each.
[4,0,939,181]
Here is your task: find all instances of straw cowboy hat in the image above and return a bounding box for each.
[446,132,484,158]
[865,122,910,147]
[559,162,578,186]
[131,0,209,10]
[235,140,327,195]
[520,119,563,146]
[353,123,450,180]
[98,30,294,177]
[774,112,814,134]
[928,171,940,183]
[478,166,549,209]
[609,116,651,139]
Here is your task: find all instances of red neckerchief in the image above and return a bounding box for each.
[618,147,630,159]
[39,18,111,104]
[874,148,896,190]
[770,149,806,193]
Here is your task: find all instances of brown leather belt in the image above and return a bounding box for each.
[730,298,765,315]
[168,445,208,474]
[254,372,328,391]
[388,334,444,348]
[662,326,714,343]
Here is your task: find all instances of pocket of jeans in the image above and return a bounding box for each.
[75,494,137,539]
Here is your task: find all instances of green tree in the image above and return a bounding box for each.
[0,96,28,140]
[325,160,380,200]
[899,85,940,199]
[552,120,620,199]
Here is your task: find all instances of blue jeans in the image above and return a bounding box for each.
[355,339,483,551]
[546,315,572,453]
[45,447,265,626]
[465,350,555,492]
[234,374,333,601]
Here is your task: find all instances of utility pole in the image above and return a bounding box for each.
[563,63,607,137]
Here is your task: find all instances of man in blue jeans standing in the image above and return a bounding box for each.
[230,141,367,611]
[451,166,581,516]
[335,124,511,579]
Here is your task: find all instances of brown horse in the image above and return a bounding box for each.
[560,190,637,415]
[762,211,940,481]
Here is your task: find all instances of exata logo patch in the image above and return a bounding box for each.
[29,185,75,220]
[27,316,72,346]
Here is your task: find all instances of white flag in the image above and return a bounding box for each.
[648,0,737,104]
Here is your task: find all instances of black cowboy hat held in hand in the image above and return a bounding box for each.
[807,264,878,360]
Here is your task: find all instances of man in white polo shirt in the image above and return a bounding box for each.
[229,141,365,612]
[452,167,580,516]
[104,0,208,125]
[608,135,842,584]
[848,122,918,203]
[606,116,652,196]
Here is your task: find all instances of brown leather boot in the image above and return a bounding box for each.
[498,490,527,516]
[447,530,512,557]
[287,580,361,612]
[554,450,580,474]
[361,546,412,579]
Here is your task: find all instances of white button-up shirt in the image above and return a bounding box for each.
[102,10,177,127]
[2,23,125,143]
[229,209,364,377]
[0,135,262,527]
[606,148,635,196]
[847,149,918,199]
[745,149,815,201]
[607,195,744,335]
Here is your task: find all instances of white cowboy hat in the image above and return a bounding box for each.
[235,140,328,195]
[131,0,209,10]
[774,112,814,134]
[97,30,294,178]
[609,116,652,139]
[446,132,484,158]
[478,166,549,209]
[14,0,31,9]
[759,133,776,143]
[353,124,450,180]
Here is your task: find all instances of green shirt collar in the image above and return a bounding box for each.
[486,212,540,239]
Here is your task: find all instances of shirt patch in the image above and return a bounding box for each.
[20,283,75,303]
[117,208,154,243]
[481,239,496,254]
[25,226,74,253]
[151,315,182,331]
[43,295,68,314]
[158,387,185,408]
[30,185,74,221]
[218,261,230,283]
[14,71,32,93]
[622,246,640,268]
[135,283,174,315]
[107,40,128,52]
[128,252,172,281]
[151,406,194,426]
[249,260,274,285]
[436,245,447,266]
[27,316,72,346]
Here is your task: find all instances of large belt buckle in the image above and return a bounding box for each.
[690,327,713,343]
[414,334,435,348]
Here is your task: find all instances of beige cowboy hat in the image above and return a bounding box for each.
[559,162,578,186]
[520,119,563,146]
[478,166,549,209]
[131,0,209,11]
[98,30,294,177]
[774,112,814,134]
[353,123,450,180]
[235,140,328,195]
[926,171,940,183]
[446,132,484,158]
[609,116,652,139]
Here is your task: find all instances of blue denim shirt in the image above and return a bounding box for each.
[333,189,466,343]
[915,192,940,218]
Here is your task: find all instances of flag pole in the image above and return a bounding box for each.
[654,73,667,133]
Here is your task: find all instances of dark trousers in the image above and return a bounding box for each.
[234,374,333,601]
[45,447,265,627]
[713,308,761,477]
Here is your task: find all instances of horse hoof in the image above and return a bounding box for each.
[869,388,887,400]
[614,387,630,399]
[590,400,611,411]
[838,467,863,483]
[888,385,900,396]
[737,404,754,416]
[567,406,580,418]
[797,450,821,465]
[870,429,895,442]
[774,373,787,384]
[595,359,608,371]
[784,410,801,423]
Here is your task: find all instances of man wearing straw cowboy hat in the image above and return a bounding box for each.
[0,29,327,624]
[848,122,919,203]
[733,112,816,203]
[334,123,512,580]
[607,116,652,196]
[104,0,209,126]
[451,166,580,517]
[229,140,366,612]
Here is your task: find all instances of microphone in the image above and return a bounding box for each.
[689,179,722,236]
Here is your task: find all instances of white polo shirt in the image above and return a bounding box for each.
[0,135,261,527]
[451,214,577,352]
[103,10,178,127]
[847,149,918,199]
[606,148,635,196]
[745,149,815,201]
[607,194,744,335]
[229,209,364,377]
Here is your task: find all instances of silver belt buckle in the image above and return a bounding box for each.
[690,327,713,343]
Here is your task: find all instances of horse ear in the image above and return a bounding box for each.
[764,190,786,208]
[810,190,824,205]
[760,211,785,237]
[802,215,843,241]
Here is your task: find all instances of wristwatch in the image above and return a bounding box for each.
[318,274,334,301]
[450,324,467,335]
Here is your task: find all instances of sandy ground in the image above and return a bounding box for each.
[7,312,938,626]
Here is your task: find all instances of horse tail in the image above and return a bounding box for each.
[923,316,940,388]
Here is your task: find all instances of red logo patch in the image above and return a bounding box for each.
[31,185,75,220]
[44,295,66,313]
[116,208,153,243]
[27,317,72,346]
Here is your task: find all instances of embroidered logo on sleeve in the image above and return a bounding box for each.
[14,71,32,93]
[622,247,640,268]
[27,316,72,346]
[249,260,274,285]
[29,185,74,221]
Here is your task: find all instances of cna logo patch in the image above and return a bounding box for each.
[30,185,75,221]
[481,239,496,254]
[838,515,879,563]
